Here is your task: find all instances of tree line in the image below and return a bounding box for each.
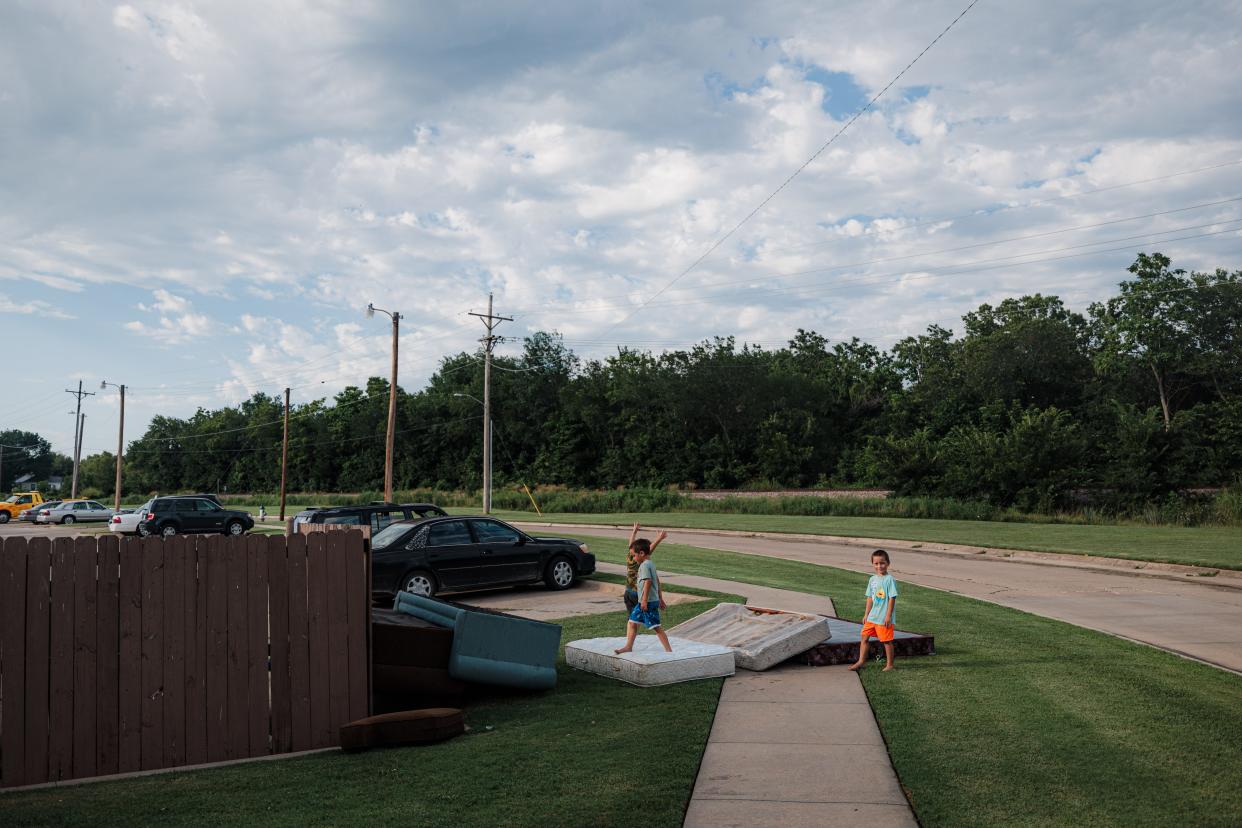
[6,254,1240,513]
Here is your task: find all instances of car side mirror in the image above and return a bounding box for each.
[515,535,527,545]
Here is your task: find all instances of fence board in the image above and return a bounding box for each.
[345,531,369,722]
[48,538,75,781]
[95,535,120,777]
[246,535,270,756]
[184,536,207,766]
[71,538,98,779]
[325,532,351,739]
[1,538,28,787]
[117,537,142,773]
[286,533,312,752]
[267,536,292,753]
[139,541,164,771]
[162,537,186,768]
[205,535,228,764]
[23,537,51,785]
[306,533,331,749]
[224,538,249,760]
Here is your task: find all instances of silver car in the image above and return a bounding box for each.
[20,500,62,522]
[36,499,115,525]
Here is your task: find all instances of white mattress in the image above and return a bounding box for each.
[564,636,735,686]
[667,603,830,671]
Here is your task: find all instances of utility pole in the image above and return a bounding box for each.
[279,387,290,521]
[72,414,85,499]
[366,303,401,503]
[469,293,512,515]
[101,381,126,510]
[65,380,95,499]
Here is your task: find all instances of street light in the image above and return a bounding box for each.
[100,380,126,511]
[453,393,492,513]
[367,303,401,503]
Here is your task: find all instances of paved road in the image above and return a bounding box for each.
[517,522,1242,674]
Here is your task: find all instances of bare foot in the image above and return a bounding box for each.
[662,646,673,653]
[848,662,865,672]
[614,647,632,654]
[882,665,895,672]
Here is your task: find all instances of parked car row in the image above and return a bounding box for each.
[1,492,255,538]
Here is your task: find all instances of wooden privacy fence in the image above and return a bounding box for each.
[0,531,371,788]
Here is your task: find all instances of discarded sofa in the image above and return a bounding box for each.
[372,607,467,697]
[564,637,735,686]
[392,591,562,690]
[667,603,830,671]
[340,708,465,751]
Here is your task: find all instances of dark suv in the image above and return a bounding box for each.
[291,502,448,536]
[140,496,255,538]
[369,515,595,601]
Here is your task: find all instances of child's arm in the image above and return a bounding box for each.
[884,597,896,627]
[863,597,873,620]
[628,522,640,547]
[650,529,668,552]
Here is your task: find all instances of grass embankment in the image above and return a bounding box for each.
[576,536,1242,826]
[483,509,1242,571]
[0,586,741,827]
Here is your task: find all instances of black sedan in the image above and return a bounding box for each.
[370,516,595,600]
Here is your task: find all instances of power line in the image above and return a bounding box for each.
[602,0,983,334]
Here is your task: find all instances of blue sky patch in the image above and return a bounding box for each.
[803,66,869,118]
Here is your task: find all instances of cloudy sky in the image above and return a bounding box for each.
[2,0,1241,457]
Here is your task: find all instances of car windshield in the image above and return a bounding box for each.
[371,523,410,550]
[3,496,18,504]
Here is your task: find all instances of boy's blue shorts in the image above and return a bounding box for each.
[628,601,662,629]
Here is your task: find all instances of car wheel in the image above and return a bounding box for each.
[161,524,177,538]
[138,522,152,538]
[400,570,437,598]
[62,515,75,525]
[225,521,245,536]
[544,556,576,590]
[0,512,9,524]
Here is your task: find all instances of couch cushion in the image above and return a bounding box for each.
[339,708,465,751]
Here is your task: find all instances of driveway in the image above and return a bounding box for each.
[515,522,1242,674]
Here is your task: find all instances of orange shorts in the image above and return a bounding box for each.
[860,621,895,643]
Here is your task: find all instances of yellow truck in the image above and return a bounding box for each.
[0,491,45,523]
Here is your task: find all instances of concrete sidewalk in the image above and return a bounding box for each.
[595,563,917,827]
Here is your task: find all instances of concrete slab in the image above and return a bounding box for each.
[692,741,908,804]
[718,663,869,704]
[709,700,886,746]
[453,578,699,621]
[684,800,916,828]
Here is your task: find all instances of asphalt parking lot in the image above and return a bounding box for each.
[0,520,109,539]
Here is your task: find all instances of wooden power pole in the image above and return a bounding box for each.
[279,386,290,521]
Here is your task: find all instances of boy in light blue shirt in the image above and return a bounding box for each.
[849,549,899,672]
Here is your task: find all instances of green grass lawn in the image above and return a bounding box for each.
[474,508,1242,570]
[0,584,741,827]
[576,535,1242,827]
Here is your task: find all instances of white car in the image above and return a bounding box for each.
[108,510,146,535]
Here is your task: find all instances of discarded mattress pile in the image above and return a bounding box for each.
[565,602,831,686]
[389,591,563,690]
[796,615,935,665]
